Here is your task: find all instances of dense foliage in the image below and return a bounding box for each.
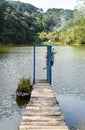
[0,0,85,45]
[0,0,43,44]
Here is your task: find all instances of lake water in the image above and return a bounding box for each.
[0,45,85,130]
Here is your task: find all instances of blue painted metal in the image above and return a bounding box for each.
[33,45,35,84]
[47,46,52,84]
[33,44,52,84]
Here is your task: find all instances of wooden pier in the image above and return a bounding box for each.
[19,80,69,130]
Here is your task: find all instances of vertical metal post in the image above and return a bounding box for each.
[47,46,52,84]
[33,45,35,84]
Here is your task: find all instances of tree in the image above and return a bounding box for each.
[75,0,85,18]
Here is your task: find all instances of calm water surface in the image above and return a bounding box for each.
[0,46,85,130]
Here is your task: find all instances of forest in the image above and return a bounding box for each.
[0,0,85,45]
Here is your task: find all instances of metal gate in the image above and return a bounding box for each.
[33,44,52,84]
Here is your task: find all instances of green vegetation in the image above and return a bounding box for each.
[0,0,85,45]
[0,0,43,44]
[17,78,32,92]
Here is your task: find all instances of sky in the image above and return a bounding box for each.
[20,0,77,12]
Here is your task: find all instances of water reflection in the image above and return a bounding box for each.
[16,96,30,107]
[52,45,85,130]
[0,47,33,130]
[57,95,85,130]
[53,46,85,98]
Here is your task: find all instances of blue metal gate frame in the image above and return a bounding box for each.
[33,44,52,84]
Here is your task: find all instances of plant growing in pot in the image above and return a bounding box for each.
[16,78,32,97]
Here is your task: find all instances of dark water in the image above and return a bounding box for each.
[0,46,85,130]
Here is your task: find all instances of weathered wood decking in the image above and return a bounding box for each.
[19,80,69,130]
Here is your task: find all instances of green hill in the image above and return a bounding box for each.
[44,8,74,31]
[0,0,42,44]
[0,0,85,45]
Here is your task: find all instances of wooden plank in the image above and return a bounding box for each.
[28,97,59,107]
[19,125,69,129]
[28,103,59,107]
[22,120,65,124]
[21,122,66,126]
[19,127,69,130]
[26,106,60,111]
[22,115,65,121]
[24,111,62,116]
[31,92,55,97]
[29,96,58,101]
[32,88,54,92]
[28,98,58,103]
[36,79,48,83]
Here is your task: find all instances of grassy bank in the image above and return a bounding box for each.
[0,44,33,52]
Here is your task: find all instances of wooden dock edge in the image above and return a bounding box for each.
[19,82,70,130]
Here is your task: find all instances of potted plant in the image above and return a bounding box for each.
[16,78,32,97]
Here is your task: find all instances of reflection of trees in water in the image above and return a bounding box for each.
[0,52,10,60]
[16,95,30,106]
[70,126,77,130]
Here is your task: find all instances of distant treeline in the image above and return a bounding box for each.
[0,0,85,45]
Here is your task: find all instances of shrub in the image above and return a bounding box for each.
[17,78,31,92]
